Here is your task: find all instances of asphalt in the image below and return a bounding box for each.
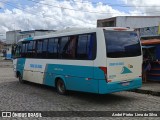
[130,81,160,96]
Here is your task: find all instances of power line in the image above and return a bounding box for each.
[0,1,104,29]
[1,1,95,29]
[0,1,65,28]
[0,0,123,15]
[2,0,160,15]
[75,0,160,7]
[28,0,160,8]
[26,0,119,14]
[26,0,160,14]
[1,1,160,17]
[1,0,160,31]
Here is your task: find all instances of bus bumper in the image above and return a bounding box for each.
[98,78,142,94]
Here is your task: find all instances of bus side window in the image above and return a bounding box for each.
[21,43,25,57]
[77,34,89,60]
[88,33,96,60]
[27,41,33,58]
[14,44,22,58]
[21,42,28,57]
[48,38,59,59]
[42,39,48,58]
[60,36,77,59]
[77,33,96,60]
[53,38,60,58]
[88,34,93,60]
[19,43,22,58]
[59,37,69,59]
[37,40,43,58]
[32,41,36,58]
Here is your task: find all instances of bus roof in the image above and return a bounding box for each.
[18,27,133,42]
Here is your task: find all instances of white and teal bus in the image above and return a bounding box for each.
[13,27,142,95]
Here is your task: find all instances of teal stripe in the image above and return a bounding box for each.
[16,58,26,78]
[99,78,142,94]
[43,64,103,93]
[42,63,142,94]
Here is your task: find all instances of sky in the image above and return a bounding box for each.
[0,0,160,40]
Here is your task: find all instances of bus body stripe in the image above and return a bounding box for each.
[16,58,26,78]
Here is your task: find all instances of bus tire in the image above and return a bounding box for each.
[56,79,67,95]
[18,73,25,84]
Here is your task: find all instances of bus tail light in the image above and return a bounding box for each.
[99,67,108,82]
[107,80,112,82]
[113,28,128,31]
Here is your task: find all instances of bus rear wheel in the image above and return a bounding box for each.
[56,79,67,95]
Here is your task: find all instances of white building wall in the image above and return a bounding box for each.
[116,16,160,28]
[6,30,21,44]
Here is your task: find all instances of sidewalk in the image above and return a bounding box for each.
[131,82,160,96]
[0,60,13,68]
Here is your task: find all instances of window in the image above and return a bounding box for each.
[17,32,96,60]
[28,41,33,51]
[59,37,69,59]
[37,40,43,58]
[48,38,54,58]
[48,38,59,59]
[77,35,89,59]
[14,43,22,58]
[60,36,77,59]
[32,41,36,57]
[42,39,48,58]
[104,31,141,58]
[27,41,34,58]
[21,42,28,57]
[42,39,48,51]
[77,33,96,60]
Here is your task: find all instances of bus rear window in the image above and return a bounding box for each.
[104,31,141,58]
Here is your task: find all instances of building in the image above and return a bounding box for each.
[97,16,160,29]
[6,30,21,44]
[135,26,160,40]
[0,41,5,51]
[5,29,56,59]
[0,41,6,59]
[0,41,6,54]
[6,29,56,44]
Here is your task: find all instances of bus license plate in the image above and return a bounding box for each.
[122,82,130,86]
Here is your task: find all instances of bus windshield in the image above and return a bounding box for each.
[104,30,141,58]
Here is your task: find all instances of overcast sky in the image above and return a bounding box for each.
[0,0,160,39]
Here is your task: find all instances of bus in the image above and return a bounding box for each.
[13,27,142,95]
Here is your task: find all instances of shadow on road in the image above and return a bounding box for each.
[1,80,133,105]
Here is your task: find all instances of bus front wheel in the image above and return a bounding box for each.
[56,79,67,95]
[18,73,24,84]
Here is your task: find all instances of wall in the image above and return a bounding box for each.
[116,16,160,28]
[6,30,21,44]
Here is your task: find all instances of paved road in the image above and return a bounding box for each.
[0,62,160,119]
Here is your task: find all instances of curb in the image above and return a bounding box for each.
[0,65,13,68]
[0,60,12,62]
[129,89,160,97]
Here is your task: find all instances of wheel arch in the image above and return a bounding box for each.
[54,75,67,89]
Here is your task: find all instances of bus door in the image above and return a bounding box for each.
[13,43,26,78]
[23,40,44,84]
[23,59,44,84]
